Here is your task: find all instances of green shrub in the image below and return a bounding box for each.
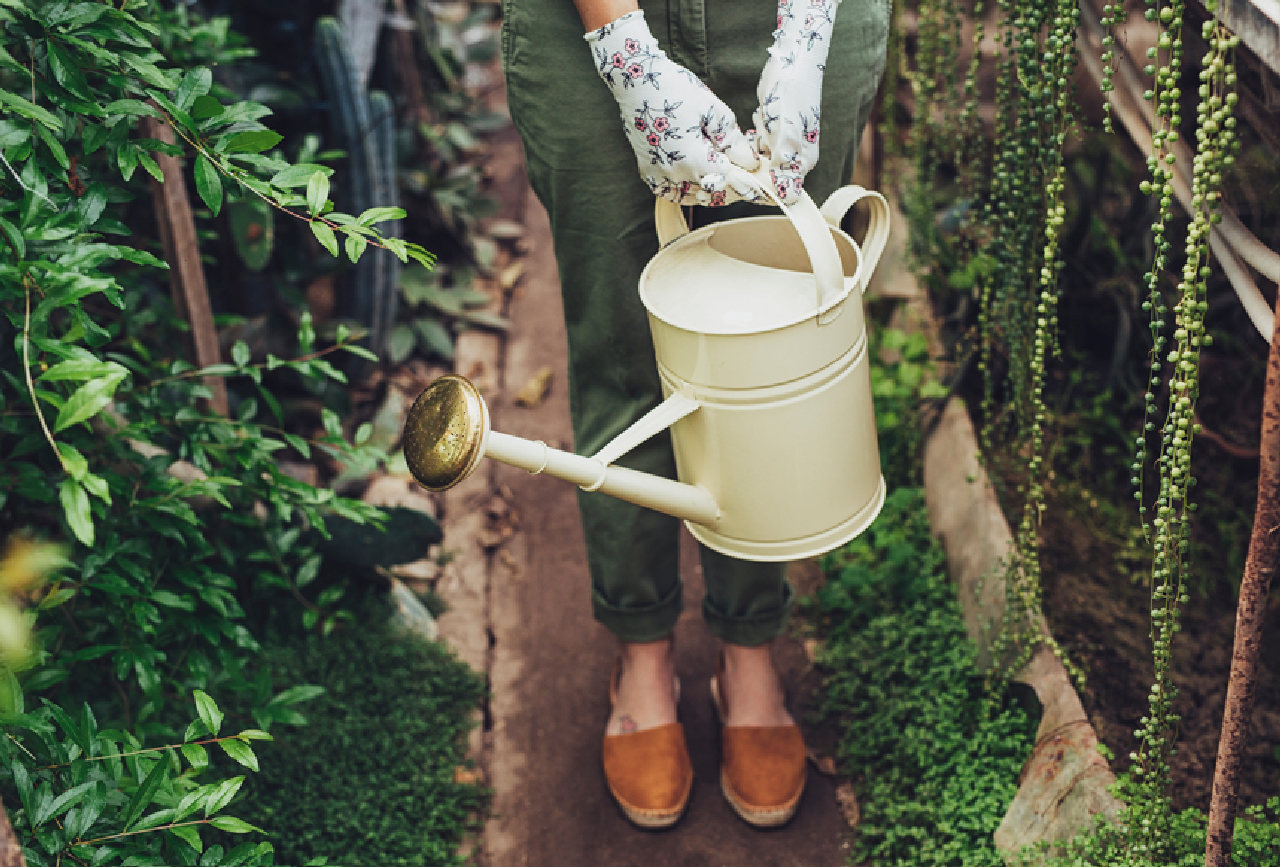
[230,598,487,867]
[814,487,1037,867]
[1027,791,1280,867]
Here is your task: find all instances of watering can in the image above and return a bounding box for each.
[402,168,890,562]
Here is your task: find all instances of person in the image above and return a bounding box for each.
[501,0,888,828]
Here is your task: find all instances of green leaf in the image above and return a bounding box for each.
[103,98,161,119]
[53,371,127,432]
[180,742,208,771]
[37,780,95,827]
[35,123,69,170]
[123,55,177,90]
[47,41,91,100]
[310,221,338,257]
[138,151,163,183]
[81,472,109,503]
[0,215,24,259]
[56,442,87,480]
[344,233,367,263]
[219,738,258,772]
[269,163,333,188]
[37,585,77,611]
[59,478,93,546]
[152,590,195,610]
[41,361,119,391]
[191,95,224,120]
[176,68,212,111]
[306,171,329,217]
[202,775,245,815]
[0,88,63,130]
[209,816,262,834]
[232,341,251,367]
[356,206,407,226]
[122,755,169,830]
[62,780,105,840]
[193,689,223,737]
[388,324,416,365]
[194,155,223,217]
[413,318,455,360]
[235,729,273,741]
[169,823,203,853]
[225,130,282,154]
[0,668,24,716]
[268,684,325,706]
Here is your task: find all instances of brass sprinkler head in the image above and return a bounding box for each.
[402,375,488,491]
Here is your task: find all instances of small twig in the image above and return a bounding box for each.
[1193,412,1261,460]
[40,735,246,770]
[76,819,208,847]
[150,107,425,263]
[144,338,360,390]
[21,276,68,474]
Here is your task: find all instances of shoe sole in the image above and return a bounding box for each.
[607,779,692,830]
[719,770,802,828]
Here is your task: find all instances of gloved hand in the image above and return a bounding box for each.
[586,11,762,206]
[754,0,841,204]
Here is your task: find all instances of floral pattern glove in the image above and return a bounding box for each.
[754,0,841,204]
[586,11,762,206]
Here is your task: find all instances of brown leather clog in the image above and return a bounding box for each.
[711,656,807,828]
[602,661,693,829]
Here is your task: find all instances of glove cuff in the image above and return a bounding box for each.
[584,9,649,44]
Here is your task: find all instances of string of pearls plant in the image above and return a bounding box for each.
[978,0,1084,695]
[1122,6,1239,859]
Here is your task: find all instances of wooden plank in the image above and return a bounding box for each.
[142,116,227,416]
[1215,0,1280,75]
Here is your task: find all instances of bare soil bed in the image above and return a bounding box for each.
[1035,436,1280,812]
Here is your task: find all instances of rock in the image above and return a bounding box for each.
[363,474,438,517]
[514,365,553,408]
[389,575,438,641]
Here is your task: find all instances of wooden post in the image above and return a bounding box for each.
[0,798,29,867]
[141,116,228,416]
[1204,285,1280,867]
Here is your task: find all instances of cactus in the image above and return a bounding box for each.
[227,197,275,271]
[313,17,399,365]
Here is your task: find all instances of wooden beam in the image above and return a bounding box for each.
[142,116,228,416]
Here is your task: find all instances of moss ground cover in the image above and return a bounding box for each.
[813,486,1038,867]
[228,594,487,867]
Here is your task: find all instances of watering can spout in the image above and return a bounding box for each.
[402,375,722,528]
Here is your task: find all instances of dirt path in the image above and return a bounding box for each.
[436,120,855,865]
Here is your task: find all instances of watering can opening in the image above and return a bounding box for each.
[640,218,865,338]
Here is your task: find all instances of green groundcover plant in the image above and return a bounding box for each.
[227,594,488,867]
[814,486,1038,867]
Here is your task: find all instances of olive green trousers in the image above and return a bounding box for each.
[501,0,888,645]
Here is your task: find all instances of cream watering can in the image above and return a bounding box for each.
[402,167,890,562]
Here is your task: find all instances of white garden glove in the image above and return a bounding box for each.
[586,11,762,207]
[754,0,841,204]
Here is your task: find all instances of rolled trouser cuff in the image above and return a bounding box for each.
[593,575,684,643]
[702,577,795,647]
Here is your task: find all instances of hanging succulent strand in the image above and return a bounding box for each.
[1125,9,1239,860]
[979,0,1084,696]
[1098,0,1127,132]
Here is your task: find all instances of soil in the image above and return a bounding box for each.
[1033,431,1280,813]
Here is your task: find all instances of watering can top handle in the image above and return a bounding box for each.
[819,186,891,281]
[653,167,846,318]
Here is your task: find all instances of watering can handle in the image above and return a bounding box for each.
[653,167,847,322]
[819,187,891,290]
